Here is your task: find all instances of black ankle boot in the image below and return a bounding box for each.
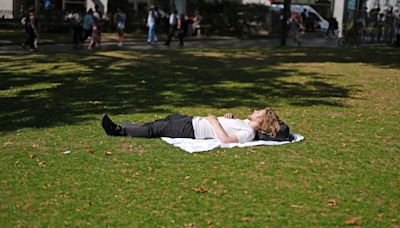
[101,114,123,136]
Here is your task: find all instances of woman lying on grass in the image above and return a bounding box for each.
[101,108,284,144]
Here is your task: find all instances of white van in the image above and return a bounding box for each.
[270,4,329,30]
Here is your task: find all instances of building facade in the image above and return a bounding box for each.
[2,0,108,19]
[0,0,14,18]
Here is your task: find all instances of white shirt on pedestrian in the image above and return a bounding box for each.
[192,117,255,143]
[147,11,157,26]
[169,13,177,25]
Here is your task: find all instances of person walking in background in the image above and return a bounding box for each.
[71,10,83,49]
[164,8,178,46]
[178,13,190,45]
[93,5,103,49]
[82,9,94,42]
[192,10,203,36]
[19,5,25,20]
[301,9,307,30]
[395,16,400,47]
[88,23,100,50]
[146,5,159,45]
[21,6,38,52]
[288,13,302,47]
[332,17,339,37]
[326,17,335,38]
[116,8,126,48]
[176,14,186,46]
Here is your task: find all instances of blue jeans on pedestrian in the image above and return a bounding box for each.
[147,24,158,43]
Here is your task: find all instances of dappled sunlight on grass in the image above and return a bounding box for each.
[0,82,62,97]
[184,50,228,58]
[0,48,374,132]
[0,58,93,75]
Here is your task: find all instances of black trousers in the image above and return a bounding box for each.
[24,29,36,49]
[165,25,183,45]
[396,34,400,47]
[72,25,83,45]
[165,25,176,45]
[121,114,195,138]
[83,29,92,42]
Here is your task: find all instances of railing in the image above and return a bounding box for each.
[339,16,398,46]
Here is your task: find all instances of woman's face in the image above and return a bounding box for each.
[248,109,266,122]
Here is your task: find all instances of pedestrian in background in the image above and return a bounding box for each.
[177,14,186,46]
[146,5,159,45]
[21,6,38,52]
[83,9,94,42]
[288,13,302,47]
[88,23,100,50]
[93,5,103,49]
[71,10,83,49]
[116,8,126,48]
[396,16,400,47]
[326,17,335,38]
[165,8,178,46]
[192,10,203,36]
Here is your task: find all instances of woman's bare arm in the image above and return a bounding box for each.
[206,115,238,143]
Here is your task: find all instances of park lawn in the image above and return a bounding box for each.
[0,47,399,227]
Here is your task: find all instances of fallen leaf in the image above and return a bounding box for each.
[345,217,358,225]
[376,213,384,220]
[32,143,40,148]
[63,150,72,154]
[29,154,36,159]
[192,186,208,193]
[4,141,13,146]
[37,161,45,167]
[328,199,337,206]
[86,148,94,154]
[241,217,252,221]
[105,151,112,156]
[207,219,212,225]
[185,176,192,180]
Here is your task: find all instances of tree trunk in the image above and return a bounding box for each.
[280,0,291,46]
[35,0,39,14]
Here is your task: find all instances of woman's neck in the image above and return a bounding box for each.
[248,120,260,130]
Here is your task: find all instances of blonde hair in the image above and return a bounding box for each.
[258,108,283,138]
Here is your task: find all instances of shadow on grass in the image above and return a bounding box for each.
[0,47,388,132]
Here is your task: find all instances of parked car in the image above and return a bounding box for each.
[270,4,329,30]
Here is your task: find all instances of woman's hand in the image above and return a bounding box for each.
[223,113,235,119]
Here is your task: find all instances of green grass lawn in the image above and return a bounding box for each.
[0,48,399,226]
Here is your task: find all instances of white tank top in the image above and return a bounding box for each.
[192,117,255,143]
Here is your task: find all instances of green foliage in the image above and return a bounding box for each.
[107,0,130,13]
[198,2,272,35]
[0,48,399,226]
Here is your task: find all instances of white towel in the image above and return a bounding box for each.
[161,133,304,153]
